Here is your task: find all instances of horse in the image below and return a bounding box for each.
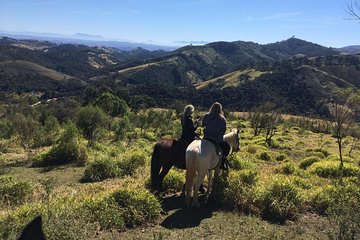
[18,216,46,240]
[151,138,188,192]
[185,129,240,208]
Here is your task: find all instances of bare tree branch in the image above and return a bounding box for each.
[346,0,360,20]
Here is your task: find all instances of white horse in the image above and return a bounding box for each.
[185,129,240,208]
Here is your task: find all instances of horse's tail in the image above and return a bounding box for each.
[185,150,197,206]
[151,143,161,191]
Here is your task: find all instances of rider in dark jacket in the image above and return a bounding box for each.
[180,105,199,144]
[202,102,230,170]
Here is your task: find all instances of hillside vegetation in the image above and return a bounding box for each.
[0,94,359,239]
[2,36,359,119]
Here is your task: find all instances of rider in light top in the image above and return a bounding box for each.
[202,102,230,170]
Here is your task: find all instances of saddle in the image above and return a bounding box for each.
[203,138,222,157]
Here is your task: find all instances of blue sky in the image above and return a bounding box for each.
[0,0,359,47]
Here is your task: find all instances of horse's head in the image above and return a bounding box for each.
[224,129,240,153]
[233,129,240,152]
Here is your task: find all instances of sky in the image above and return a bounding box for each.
[0,0,359,47]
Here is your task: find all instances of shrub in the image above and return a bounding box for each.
[82,159,120,182]
[258,151,272,161]
[258,177,303,223]
[0,176,32,205]
[311,185,337,214]
[33,123,87,167]
[276,163,297,175]
[209,171,229,205]
[83,198,125,230]
[0,203,43,239]
[162,170,185,192]
[118,151,146,176]
[313,148,330,157]
[228,154,254,170]
[247,145,257,154]
[299,157,320,169]
[0,118,13,139]
[275,154,286,161]
[309,161,359,178]
[93,91,129,117]
[110,189,161,227]
[326,183,360,240]
[76,105,109,142]
[114,116,132,140]
[224,170,258,213]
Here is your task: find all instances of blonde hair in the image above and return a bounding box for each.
[182,105,194,123]
[209,102,223,116]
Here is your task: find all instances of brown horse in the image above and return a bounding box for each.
[151,138,187,192]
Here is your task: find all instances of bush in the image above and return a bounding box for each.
[247,145,257,154]
[299,157,320,169]
[76,105,109,142]
[224,170,258,213]
[162,170,185,192]
[0,176,32,205]
[209,171,230,205]
[33,123,87,167]
[93,91,129,117]
[118,151,146,176]
[114,116,132,140]
[275,154,286,161]
[258,151,272,161]
[228,154,254,170]
[110,189,161,227]
[0,118,13,139]
[309,161,360,178]
[82,159,120,182]
[83,198,125,230]
[258,177,303,223]
[276,163,297,175]
[327,183,360,240]
[311,185,337,214]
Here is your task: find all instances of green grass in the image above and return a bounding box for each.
[0,116,359,239]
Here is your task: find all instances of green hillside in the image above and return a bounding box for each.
[0,60,75,80]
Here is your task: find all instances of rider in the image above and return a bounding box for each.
[202,102,230,170]
[180,104,205,193]
[180,104,199,144]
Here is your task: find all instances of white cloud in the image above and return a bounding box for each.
[263,12,301,20]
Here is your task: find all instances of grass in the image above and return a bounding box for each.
[0,117,358,239]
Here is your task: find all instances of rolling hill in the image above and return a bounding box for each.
[0,60,75,80]
[1,36,359,117]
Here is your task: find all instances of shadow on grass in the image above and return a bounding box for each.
[160,193,216,229]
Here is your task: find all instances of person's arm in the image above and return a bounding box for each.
[186,117,197,131]
[202,114,208,127]
[220,117,226,136]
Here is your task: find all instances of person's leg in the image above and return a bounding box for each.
[219,142,231,170]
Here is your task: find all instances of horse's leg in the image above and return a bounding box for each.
[158,164,172,192]
[185,170,196,208]
[192,170,207,208]
[207,170,213,195]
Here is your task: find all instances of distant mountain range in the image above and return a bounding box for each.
[0,30,179,51]
[0,35,359,117]
[338,45,360,53]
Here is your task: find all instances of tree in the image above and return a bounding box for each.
[76,105,110,143]
[93,91,129,117]
[346,0,360,20]
[328,88,360,168]
[12,113,41,159]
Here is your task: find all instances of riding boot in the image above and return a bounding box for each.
[220,157,228,170]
